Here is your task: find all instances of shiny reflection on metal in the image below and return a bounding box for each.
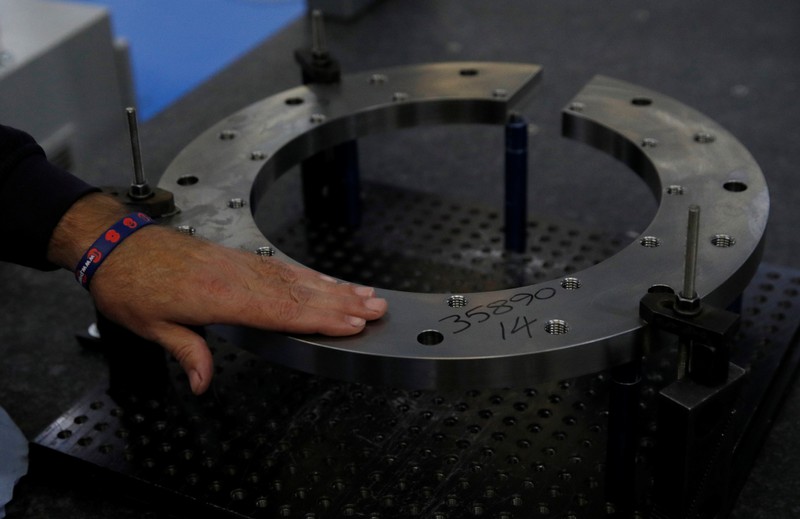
[175,225,195,236]
[255,246,276,257]
[159,65,768,389]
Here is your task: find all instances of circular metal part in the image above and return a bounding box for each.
[159,63,768,389]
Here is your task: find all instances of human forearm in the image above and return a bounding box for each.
[46,192,127,269]
[44,193,387,395]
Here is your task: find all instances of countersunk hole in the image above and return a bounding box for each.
[310,113,327,124]
[666,185,685,195]
[640,137,658,148]
[418,330,444,346]
[285,97,304,105]
[569,102,585,112]
[256,246,276,257]
[219,130,237,140]
[228,198,247,209]
[640,236,661,248]
[648,284,674,294]
[460,68,479,76]
[177,175,198,186]
[250,151,268,161]
[561,277,581,290]
[724,180,748,192]
[545,319,569,335]
[631,97,652,106]
[694,132,716,143]
[392,92,409,102]
[492,88,508,98]
[712,234,736,248]
[447,295,468,308]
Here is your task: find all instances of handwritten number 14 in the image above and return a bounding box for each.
[500,315,538,340]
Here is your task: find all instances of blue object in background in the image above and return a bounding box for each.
[63,0,305,120]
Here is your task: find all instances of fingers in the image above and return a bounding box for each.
[235,255,388,334]
[221,285,387,336]
[149,324,215,395]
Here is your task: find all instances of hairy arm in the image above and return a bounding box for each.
[47,193,387,395]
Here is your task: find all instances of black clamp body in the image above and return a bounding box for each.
[640,290,740,386]
[641,289,746,519]
[294,47,341,85]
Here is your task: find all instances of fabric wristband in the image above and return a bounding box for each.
[74,212,154,289]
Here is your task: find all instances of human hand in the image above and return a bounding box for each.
[48,194,387,395]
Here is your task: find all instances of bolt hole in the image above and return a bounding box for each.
[631,97,652,106]
[459,68,479,76]
[447,295,468,308]
[310,113,327,124]
[228,198,246,209]
[176,225,195,236]
[418,330,444,346]
[561,278,581,290]
[369,73,388,84]
[219,130,237,140]
[648,284,674,294]
[545,320,569,335]
[694,132,716,143]
[392,92,409,102]
[640,137,658,148]
[250,151,268,161]
[712,234,736,248]
[285,97,304,105]
[666,185,685,195]
[177,175,198,186]
[724,180,748,192]
[640,236,661,248]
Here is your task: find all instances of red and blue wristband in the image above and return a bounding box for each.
[74,212,154,289]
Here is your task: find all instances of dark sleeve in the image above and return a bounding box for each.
[0,124,99,270]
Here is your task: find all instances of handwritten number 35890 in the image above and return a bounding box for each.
[437,289,556,335]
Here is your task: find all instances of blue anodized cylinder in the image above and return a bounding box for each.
[504,113,529,252]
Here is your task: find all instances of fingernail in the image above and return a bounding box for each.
[189,369,203,395]
[365,297,387,312]
[347,315,366,327]
[320,274,338,283]
[354,286,375,297]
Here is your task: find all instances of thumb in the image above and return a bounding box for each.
[152,324,215,395]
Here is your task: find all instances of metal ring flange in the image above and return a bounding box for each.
[159,64,768,389]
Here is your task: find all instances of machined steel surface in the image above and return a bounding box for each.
[159,63,768,389]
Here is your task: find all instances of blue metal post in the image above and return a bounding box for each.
[505,113,528,252]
